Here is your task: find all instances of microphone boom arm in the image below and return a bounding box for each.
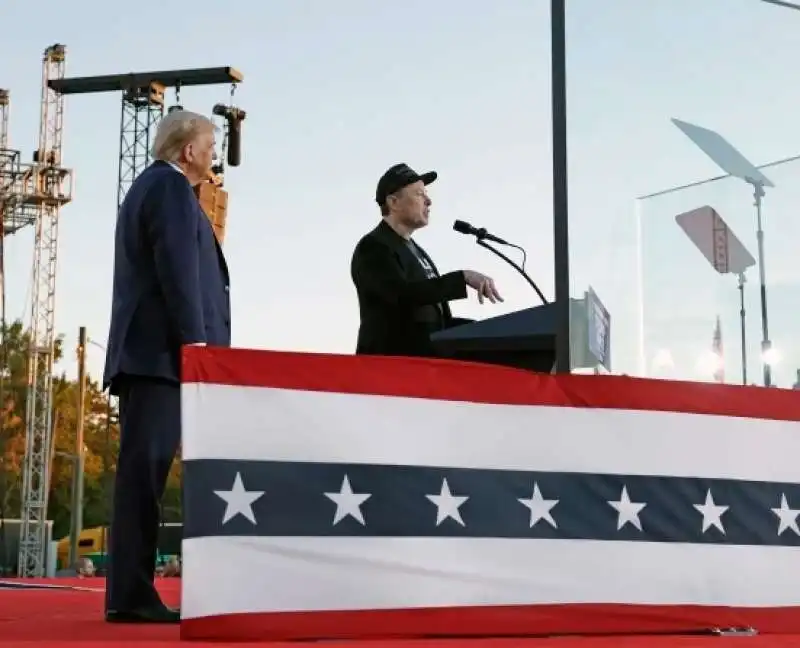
[476,239,549,305]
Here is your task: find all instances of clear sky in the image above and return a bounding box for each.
[1,0,799,387]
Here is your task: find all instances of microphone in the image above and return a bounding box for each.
[453,220,509,245]
[453,220,549,305]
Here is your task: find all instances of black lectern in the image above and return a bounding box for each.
[431,304,558,373]
[431,288,612,374]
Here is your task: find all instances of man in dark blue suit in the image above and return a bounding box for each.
[102,109,231,624]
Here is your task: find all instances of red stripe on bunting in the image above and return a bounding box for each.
[181,601,800,642]
[181,346,800,422]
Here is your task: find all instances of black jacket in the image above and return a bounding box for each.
[351,220,468,357]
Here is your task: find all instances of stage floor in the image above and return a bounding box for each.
[0,578,797,647]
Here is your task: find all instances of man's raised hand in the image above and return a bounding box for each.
[463,270,503,305]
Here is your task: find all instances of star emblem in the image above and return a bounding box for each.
[771,493,800,536]
[213,472,265,525]
[693,489,729,534]
[608,485,646,531]
[518,482,558,528]
[426,478,469,526]
[324,475,371,525]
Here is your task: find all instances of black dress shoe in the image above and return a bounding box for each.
[105,604,180,624]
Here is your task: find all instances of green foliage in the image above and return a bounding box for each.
[0,320,181,541]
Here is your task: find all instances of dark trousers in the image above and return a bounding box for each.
[105,376,181,611]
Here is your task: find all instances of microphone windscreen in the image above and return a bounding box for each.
[453,220,472,234]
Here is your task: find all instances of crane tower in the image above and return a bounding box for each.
[9,44,73,577]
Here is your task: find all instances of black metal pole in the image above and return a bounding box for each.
[100,391,111,571]
[738,274,748,386]
[551,0,571,373]
[752,185,772,387]
[68,327,87,567]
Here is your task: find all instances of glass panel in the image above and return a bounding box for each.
[636,159,800,388]
[566,0,800,387]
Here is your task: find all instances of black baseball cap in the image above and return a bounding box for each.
[375,163,437,206]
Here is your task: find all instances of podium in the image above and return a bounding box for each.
[431,304,557,372]
[431,288,611,373]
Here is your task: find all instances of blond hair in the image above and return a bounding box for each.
[152,110,216,163]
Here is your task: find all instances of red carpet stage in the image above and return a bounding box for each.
[1,578,800,647]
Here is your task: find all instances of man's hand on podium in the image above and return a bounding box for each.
[463,270,503,305]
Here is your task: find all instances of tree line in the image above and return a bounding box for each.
[0,320,182,542]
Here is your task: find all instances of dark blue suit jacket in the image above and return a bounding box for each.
[103,161,231,392]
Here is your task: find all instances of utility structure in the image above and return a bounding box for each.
[0,44,74,577]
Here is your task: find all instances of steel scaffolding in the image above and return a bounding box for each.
[117,83,164,207]
[15,44,74,576]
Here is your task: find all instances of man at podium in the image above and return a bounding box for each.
[351,163,502,357]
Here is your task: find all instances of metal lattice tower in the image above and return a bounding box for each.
[17,44,74,577]
[117,83,164,207]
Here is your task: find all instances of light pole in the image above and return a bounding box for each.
[67,328,87,567]
[551,0,571,373]
[86,337,112,568]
